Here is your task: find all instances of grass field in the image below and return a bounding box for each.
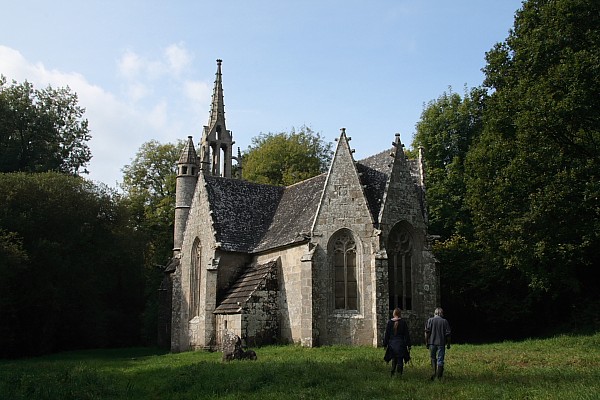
[1,333,599,400]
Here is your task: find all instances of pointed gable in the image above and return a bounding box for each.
[312,128,374,233]
[379,134,427,228]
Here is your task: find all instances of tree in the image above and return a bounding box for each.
[412,87,486,240]
[121,140,183,344]
[121,140,182,265]
[0,173,146,357]
[432,235,533,342]
[0,76,91,174]
[411,87,503,342]
[466,0,600,329]
[242,126,333,186]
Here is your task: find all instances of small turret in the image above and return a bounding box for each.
[174,136,199,254]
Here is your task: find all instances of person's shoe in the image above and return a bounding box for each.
[430,361,437,380]
[437,365,444,379]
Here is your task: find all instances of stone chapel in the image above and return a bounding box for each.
[160,60,439,352]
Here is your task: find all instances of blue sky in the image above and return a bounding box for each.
[1,0,523,188]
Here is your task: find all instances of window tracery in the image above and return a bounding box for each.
[388,225,413,311]
[332,231,358,310]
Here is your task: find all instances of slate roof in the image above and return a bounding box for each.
[213,259,278,314]
[356,149,394,222]
[254,173,327,252]
[178,136,198,165]
[204,175,284,252]
[202,147,422,253]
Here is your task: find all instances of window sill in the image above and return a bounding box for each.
[331,310,363,318]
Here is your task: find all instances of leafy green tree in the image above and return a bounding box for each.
[466,0,600,328]
[242,126,333,186]
[412,87,486,240]
[0,76,91,174]
[411,87,499,342]
[121,140,182,265]
[120,140,183,344]
[0,173,146,357]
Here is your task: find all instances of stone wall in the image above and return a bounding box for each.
[256,245,308,345]
[172,175,218,351]
[310,134,379,346]
[215,314,241,348]
[241,264,279,347]
[170,259,185,351]
[376,144,440,344]
[174,172,197,252]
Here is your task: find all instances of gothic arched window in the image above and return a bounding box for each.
[331,230,358,310]
[388,224,413,311]
[190,238,201,317]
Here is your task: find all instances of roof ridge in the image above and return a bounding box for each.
[284,172,327,189]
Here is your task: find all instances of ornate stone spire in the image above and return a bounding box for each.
[200,59,234,178]
[207,59,226,130]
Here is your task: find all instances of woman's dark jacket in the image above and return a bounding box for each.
[383,318,411,358]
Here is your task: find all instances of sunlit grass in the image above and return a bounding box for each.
[1,333,599,399]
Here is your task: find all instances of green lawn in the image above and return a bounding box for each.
[1,333,598,400]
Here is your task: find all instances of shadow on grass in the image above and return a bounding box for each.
[2,340,600,400]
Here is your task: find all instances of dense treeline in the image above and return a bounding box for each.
[120,140,183,344]
[0,173,147,357]
[413,0,600,342]
[0,76,172,358]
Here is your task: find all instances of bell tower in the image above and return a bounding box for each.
[200,59,234,178]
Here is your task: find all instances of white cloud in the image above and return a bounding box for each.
[184,79,211,111]
[165,43,192,76]
[126,81,150,102]
[147,100,169,130]
[117,50,143,78]
[116,44,196,104]
[118,43,192,82]
[145,59,168,80]
[0,44,212,188]
[0,46,38,81]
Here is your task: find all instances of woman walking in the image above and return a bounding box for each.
[383,308,411,376]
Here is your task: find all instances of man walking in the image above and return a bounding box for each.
[425,307,451,380]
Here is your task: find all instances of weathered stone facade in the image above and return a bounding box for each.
[161,60,439,352]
